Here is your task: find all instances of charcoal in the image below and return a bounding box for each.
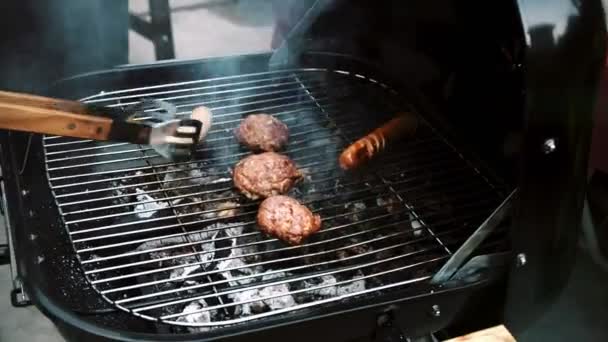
[337,278,366,296]
[228,272,295,316]
[176,299,217,331]
[305,275,338,298]
[343,201,367,222]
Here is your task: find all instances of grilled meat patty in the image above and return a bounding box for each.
[257,195,321,245]
[233,152,302,200]
[234,113,289,152]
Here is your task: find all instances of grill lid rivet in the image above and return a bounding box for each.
[542,138,557,154]
[516,253,527,267]
[431,304,441,317]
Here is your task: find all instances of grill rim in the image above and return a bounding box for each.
[46,63,507,326]
[9,52,510,339]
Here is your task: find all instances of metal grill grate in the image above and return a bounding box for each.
[43,68,506,329]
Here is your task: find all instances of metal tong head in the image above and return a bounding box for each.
[149,118,202,160]
[125,99,201,159]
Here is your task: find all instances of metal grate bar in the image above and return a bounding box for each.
[47,111,351,165]
[94,211,489,293]
[71,176,489,248]
[54,141,442,214]
[50,135,439,197]
[43,67,507,328]
[75,176,486,254]
[66,162,472,236]
[80,69,329,103]
[80,186,485,265]
[161,255,444,320]
[86,197,490,285]
[296,74,453,257]
[63,154,459,220]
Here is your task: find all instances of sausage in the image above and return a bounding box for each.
[191,106,213,142]
[339,112,418,170]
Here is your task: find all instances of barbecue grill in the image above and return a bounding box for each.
[1,0,605,341]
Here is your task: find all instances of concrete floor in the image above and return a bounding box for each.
[0,265,64,342]
[1,1,608,341]
[128,0,274,64]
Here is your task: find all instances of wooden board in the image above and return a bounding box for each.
[444,325,516,342]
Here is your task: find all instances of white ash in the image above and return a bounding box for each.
[409,213,424,237]
[224,224,245,238]
[305,275,338,297]
[170,264,201,280]
[299,167,313,182]
[134,188,168,218]
[168,242,215,280]
[217,256,257,287]
[162,165,229,189]
[216,201,240,218]
[223,223,261,262]
[336,239,369,260]
[201,199,240,219]
[229,289,266,316]
[337,278,366,296]
[344,201,366,221]
[229,272,295,316]
[135,231,217,252]
[186,166,230,185]
[176,299,215,330]
[86,254,101,262]
[217,237,264,286]
[376,197,399,213]
[303,274,366,298]
[162,167,183,185]
[259,272,296,310]
[206,222,246,242]
[184,280,198,286]
[135,231,218,280]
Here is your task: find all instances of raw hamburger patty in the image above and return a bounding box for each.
[257,195,322,245]
[234,113,289,152]
[233,152,302,199]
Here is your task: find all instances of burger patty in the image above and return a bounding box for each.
[234,113,289,152]
[233,152,302,200]
[257,195,322,245]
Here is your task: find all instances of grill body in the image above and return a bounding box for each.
[0,0,605,341]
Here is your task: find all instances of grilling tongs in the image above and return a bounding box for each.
[0,90,202,159]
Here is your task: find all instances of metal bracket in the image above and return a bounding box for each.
[129,0,175,60]
[269,0,342,69]
[0,146,30,305]
[431,189,518,284]
[10,279,31,307]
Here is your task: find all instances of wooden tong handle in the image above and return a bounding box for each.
[0,90,145,141]
[339,112,418,170]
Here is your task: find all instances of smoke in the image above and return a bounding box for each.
[0,1,128,95]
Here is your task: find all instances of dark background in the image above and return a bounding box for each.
[0,1,128,94]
